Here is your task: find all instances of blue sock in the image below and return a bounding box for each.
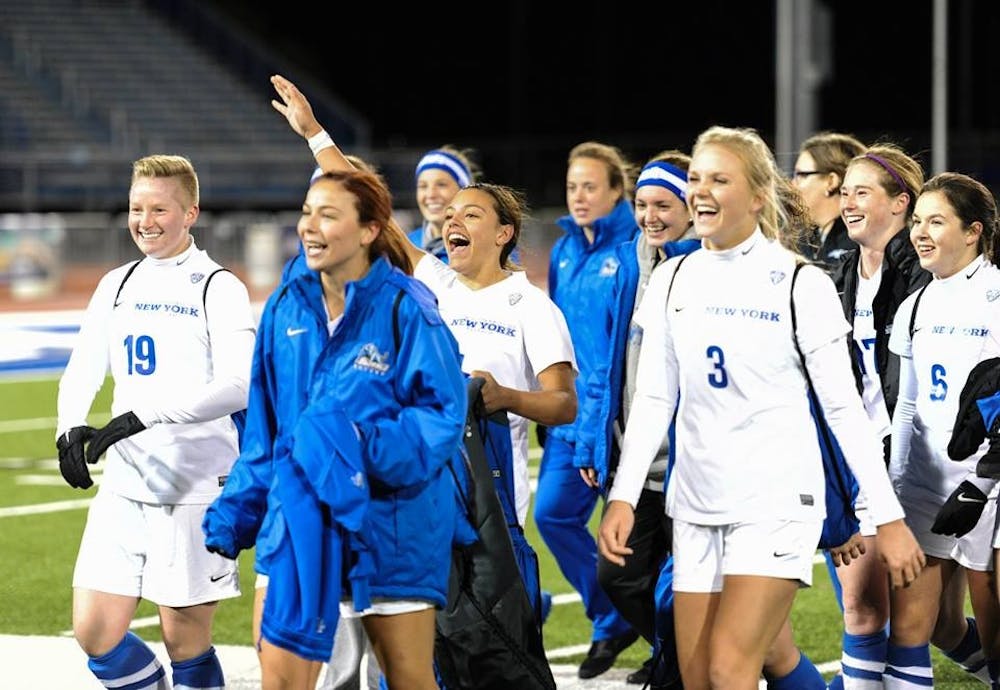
[884,642,932,688]
[827,672,844,690]
[767,650,826,690]
[87,631,167,689]
[941,616,989,682]
[171,645,224,689]
[841,629,887,688]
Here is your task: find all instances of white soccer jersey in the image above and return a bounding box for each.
[888,256,1000,507]
[853,265,891,437]
[610,230,903,527]
[415,255,578,525]
[57,242,256,504]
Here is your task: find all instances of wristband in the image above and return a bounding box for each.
[307,129,334,156]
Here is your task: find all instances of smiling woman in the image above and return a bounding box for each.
[601,125,924,689]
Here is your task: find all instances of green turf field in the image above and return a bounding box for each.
[0,374,982,686]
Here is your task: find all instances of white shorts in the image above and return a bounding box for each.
[672,518,823,593]
[856,506,877,538]
[257,574,430,618]
[340,599,433,618]
[73,490,240,607]
[901,496,996,572]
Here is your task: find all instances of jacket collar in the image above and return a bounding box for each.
[556,198,638,249]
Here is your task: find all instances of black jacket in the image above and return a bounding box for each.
[818,217,858,270]
[830,227,930,419]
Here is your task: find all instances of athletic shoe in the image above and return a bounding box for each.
[578,630,640,679]
[626,655,655,684]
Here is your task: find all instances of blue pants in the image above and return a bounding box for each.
[534,436,631,641]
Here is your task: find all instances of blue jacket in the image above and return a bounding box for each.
[280,249,309,284]
[576,236,700,486]
[547,199,639,458]
[205,257,468,609]
[408,224,449,262]
[259,401,369,661]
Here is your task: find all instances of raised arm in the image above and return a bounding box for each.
[269,74,356,173]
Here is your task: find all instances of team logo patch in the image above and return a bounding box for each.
[190,272,206,284]
[509,292,522,306]
[769,270,787,285]
[350,471,365,488]
[988,289,1000,302]
[599,257,620,277]
[354,343,390,374]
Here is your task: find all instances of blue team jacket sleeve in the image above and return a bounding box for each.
[356,294,467,489]
[203,297,280,557]
[573,267,620,474]
[574,362,609,472]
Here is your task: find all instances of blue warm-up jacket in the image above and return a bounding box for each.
[204,257,468,657]
[574,236,701,487]
[546,199,639,462]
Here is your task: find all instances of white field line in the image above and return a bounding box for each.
[0,498,91,517]
[0,413,110,434]
[0,416,59,433]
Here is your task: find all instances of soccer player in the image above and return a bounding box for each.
[578,151,698,687]
[884,171,1000,688]
[538,139,642,678]
[599,125,925,690]
[267,73,574,685]
[56,154,256,690]
[791,131,865,269]
[275,156,388,690]
[407,146,479,262]
[204,167,468,690]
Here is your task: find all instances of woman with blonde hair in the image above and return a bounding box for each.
[600,125,924,689]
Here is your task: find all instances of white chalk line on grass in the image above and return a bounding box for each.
[0,413,110,434]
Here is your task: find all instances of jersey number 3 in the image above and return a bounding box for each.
[707,345,728,388]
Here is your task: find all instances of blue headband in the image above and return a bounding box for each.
[415,150,472,187]
[635,162,688,203]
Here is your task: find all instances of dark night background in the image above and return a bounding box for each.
[199,0,1000,207]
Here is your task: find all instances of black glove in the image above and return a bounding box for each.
[57,426,96,489]
[85,411,147,464]
[204,541,238,560]
[977,424,1000,478]
[948,357,1000,460]
[931,480,990,537]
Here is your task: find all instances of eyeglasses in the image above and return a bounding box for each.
[792,170,825,180]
